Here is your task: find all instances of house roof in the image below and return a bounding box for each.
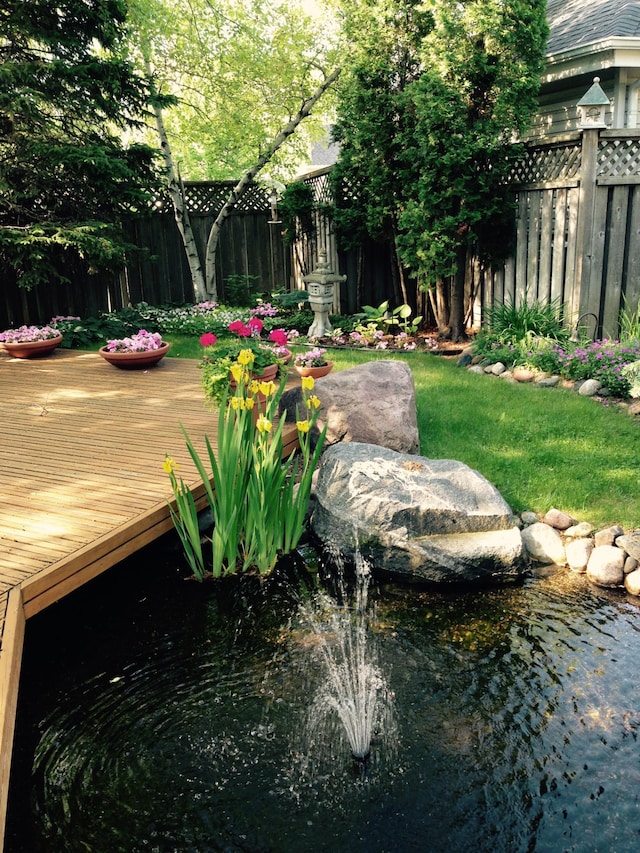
[547,0,640,56]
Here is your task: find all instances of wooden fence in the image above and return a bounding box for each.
[2,129,640,336]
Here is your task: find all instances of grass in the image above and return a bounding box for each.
[310,347,639,531]
[159,336,640,530]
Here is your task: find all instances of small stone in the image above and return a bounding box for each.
[490,362,507,375]
[520,511,539,526]
[521,522,566,565]
[624,556,638,575]
[543,508,576,530]
[578,379,602,396]
[586,545,625,587]
[624,569,640,596]
[457,353,473,367]
[499,370,516,381]
[566,538,593,572]
[512,367,535,382]
[536,375,561,387]
[564,521,594,538]
[628,400,640,416]
[468,364,484,374]
[594,524,624,547]
[615,532,640,561]
[484,363,496,374]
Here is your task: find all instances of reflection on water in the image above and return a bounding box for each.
[6,541,640,853]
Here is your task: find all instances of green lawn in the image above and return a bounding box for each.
[163,336,639,530]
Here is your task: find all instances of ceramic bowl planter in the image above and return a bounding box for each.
[99,342,170,369]
[294,361,333,379]
[1,333,63,359]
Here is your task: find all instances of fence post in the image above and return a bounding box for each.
[573,127,601,333]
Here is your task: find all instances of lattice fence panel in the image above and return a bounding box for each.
[510,142,582,184]
[182,181,271,215]
[598,138,640,177]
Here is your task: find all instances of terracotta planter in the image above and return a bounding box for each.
[294,361,333,379]
[99,342,170,369]
[1,334,63,359]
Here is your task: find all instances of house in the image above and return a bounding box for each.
[531,0,640,137]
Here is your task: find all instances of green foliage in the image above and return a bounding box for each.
[127,0,339,181]
[483,297,569,341]
[331,0,548,338]
[619,296,640,343]
[223,274,260,307]
[279,181,316,245]
[165,362,327,578]
[0,0,164,289]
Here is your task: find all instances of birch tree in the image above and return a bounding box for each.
[127,0,340,299]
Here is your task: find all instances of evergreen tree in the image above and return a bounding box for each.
[0,0,166,289]
[332,0,548,340]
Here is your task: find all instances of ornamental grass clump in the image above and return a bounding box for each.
[165,348,326,579]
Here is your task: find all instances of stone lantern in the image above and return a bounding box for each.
[303,249,346,338]
[577,77,611,129]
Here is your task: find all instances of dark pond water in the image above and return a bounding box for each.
[6,537,640,853]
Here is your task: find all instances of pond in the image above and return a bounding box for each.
[5,536,640,853]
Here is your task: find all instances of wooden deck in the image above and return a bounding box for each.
[0,348,299,846]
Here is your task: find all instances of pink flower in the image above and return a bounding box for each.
[246,317,264,334]
[200,332,217,347]
[228,320,251,337]
[269,328,288,347]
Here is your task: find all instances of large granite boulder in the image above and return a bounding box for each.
[280,359,419,454]
[311,442,525,585]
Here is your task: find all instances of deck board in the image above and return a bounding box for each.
[0,347,300,847]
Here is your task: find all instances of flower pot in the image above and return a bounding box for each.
[99,342,170,369]
[294,361,333,379]
[1,334,63,359]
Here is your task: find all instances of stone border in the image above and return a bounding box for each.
[516,507,640,597]
[458,350,640,418]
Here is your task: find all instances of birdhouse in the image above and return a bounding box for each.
[577,77,611,129]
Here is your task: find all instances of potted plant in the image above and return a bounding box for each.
[294,347,333,379]
[200,320,286,406]
[98,329,170,369]
[0,324,63,358]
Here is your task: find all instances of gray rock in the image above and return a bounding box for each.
[624,569,640,596]
[457,352,473,367]
[624,556,638,575]
[586,545,625,587]
[536,375,561,387]
[280,360,419,454]
[616,532,640,561]
[490,362,507,375]
[594,524,624,547]
[566,538,593,572]
[543,507,576,530]
[468,364,485,374]
[520,511,539,525]
[521,522,566,565]
[564,521,594,538]
[311,442,525,585]
[578,378,602,396]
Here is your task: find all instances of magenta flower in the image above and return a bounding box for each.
[200,332,217,347]
[246,317,264,334]
[269,328,288,347]
[228,320,251,337]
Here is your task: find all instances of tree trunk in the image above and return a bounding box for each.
[428,280,450,336]
[448,245,468,342]
[147,65,207,302]
[204,67,342,297]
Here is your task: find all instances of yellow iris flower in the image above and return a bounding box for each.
[230,363,245,383]
[306,394,321,409]
[259,380,277,397]
[256,414,272,433]
[296,419,311,433]
[238,349,255,366]
[301,375,315,391]
[162,456,178,474]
